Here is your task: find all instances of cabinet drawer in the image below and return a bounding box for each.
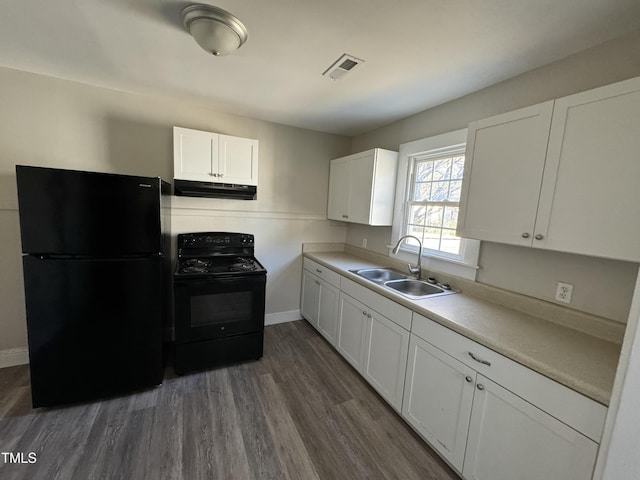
[412,313,606,443]
[303,258,341,288]
[341,278,412,331]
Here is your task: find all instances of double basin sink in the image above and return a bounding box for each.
[349,268,456,300]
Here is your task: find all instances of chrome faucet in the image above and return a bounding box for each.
[392,235,423,280]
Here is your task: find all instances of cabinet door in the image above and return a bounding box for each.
[173,127,217,182]
[463,376,598,480]
[457,101,554,245]
[347,152,375,224]
[336,293,368,372]
[218,134,259,186]
[535,77,640,261]
[301,269,320,328]
[328,158,350,221]
[402,335,476,471]
[317,281,339,346]
[362,311,409,411]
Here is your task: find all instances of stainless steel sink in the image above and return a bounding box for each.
[350,268,456,299]
[350,268,408,284]
[384,279,450,298]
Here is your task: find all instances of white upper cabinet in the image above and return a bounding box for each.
[457,101,554,246]
[457,76,640,262]
[174,126,259,186]
[327,148,398,226]
[535,77,640,262]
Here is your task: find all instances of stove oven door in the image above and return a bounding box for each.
[174,274,266,342]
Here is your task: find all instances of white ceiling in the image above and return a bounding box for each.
[1,0,639,135]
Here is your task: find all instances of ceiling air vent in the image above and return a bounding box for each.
[322,54,365,81]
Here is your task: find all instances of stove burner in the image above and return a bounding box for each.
[182,266,209,274]
[229,257,257,272]
[184,259,210,268]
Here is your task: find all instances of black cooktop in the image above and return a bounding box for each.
[174,232,266,279]
[176,256,266,277]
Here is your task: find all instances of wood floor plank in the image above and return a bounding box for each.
[0,320,462,480]
[257,372,321,480]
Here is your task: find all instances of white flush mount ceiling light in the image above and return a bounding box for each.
[182,4,248,56]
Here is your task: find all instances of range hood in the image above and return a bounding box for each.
[174,179,257,200]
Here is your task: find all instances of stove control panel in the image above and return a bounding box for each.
[178,232,254,249]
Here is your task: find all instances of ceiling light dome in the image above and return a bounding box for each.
[182,4,248,56]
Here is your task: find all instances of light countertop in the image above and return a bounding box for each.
[304,251,621,406]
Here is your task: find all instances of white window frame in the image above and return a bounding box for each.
[390,128,480,280]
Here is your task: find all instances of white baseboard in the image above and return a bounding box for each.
[0,347,29,368]
[265,310,302,326]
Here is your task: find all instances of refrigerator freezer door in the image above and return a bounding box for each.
[16,165,163,255]
[22,256,163,407]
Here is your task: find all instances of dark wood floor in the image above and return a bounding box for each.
[0,320,459,480]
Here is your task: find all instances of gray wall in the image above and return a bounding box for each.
[348,29,640,323]
[0,67,351,354]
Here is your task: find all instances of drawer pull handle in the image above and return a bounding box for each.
[316,268,322,273]
[468,352,491,366]
[477,384,485,391]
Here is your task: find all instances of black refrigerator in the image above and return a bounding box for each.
[16,165,171,408]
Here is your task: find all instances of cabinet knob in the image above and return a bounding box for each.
[465,376,473,383]
[209,173,217,177]
[316,268,322,273]
[362,311,367,315]
[219,173,225,178]
[367,313,372,318]
[315,281,320,285]
[477,384,485,391]
[521,233,530,238]
[535,234,544,240]
[342,214,349,219]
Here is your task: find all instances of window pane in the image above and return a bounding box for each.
[426,206,443,227]
[409,205,426,225]
[413,182,430,201]
[424,228,441,250]
[406,225,424,245]
[443,206,459,229]
[440,229,461,254]
[416,161,433,181]
[448,181,462,202]
[451,156,465,180]
[432,158,452,181]
[430,181,450,201]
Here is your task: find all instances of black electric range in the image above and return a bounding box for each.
[173,232,267,374]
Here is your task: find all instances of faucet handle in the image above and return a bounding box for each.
[407,264,420,275]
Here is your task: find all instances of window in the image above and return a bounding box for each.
[406,150,465,256]
[391,129,480,280]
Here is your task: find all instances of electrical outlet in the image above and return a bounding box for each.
[362,238,368,248]
[555,282,574,304]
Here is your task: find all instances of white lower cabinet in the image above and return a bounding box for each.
[336,293,369,371]
[402,334,476,470]
[337,291,410,411]
[301,269,339,345]
[463,375,598,480]
[362,310,409,411]
[301,259,604,480]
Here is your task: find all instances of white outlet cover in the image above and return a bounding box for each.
[555,282,574,304]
